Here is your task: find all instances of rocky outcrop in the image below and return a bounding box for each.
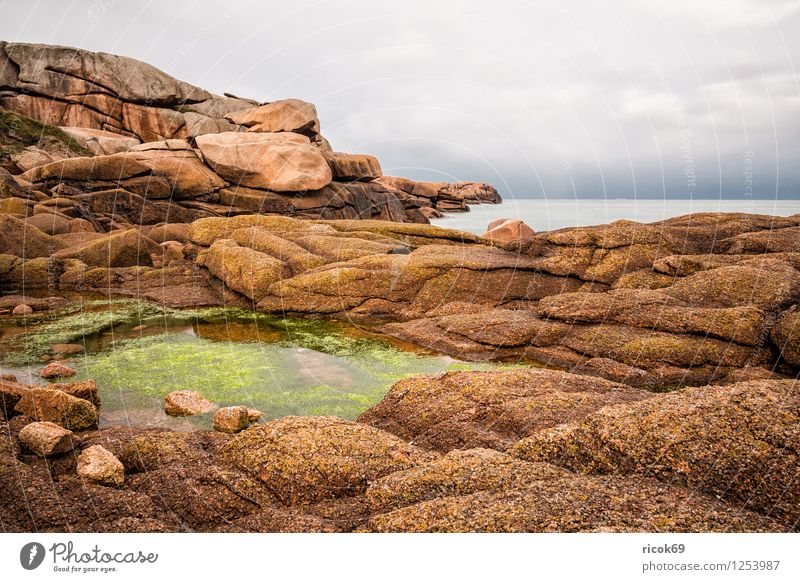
[358,369,651,451]
[511,379,800,529]
[1,41,500,232]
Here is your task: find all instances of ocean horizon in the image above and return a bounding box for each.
[430,198,800,234]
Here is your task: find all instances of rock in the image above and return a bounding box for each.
[537,288,769,346]
[366,448,569,511]
[143,223,190,244]
[25,213,73,235]
[225,98,320,136]
[77,445,125,487]
[14,388,98,430]
[59,127,140,155]
[0,214,66,258]
[247,409,263,423]
[366,472,781,533]
[39,362,77,379]
[163,390,218,417]
[772,307,800,366]
[18,421,74,457]
[727,226,800,254]
[51,379,100,407]
[50,230,161,268]
[2,42,210,106]
[12,304,33,316]
[510,379,800,528]
[195,131,331,192]
[222,416,431,504]
[200,239,288,302]
[481,219,535,243]
[324,152,382,182]
[664,260,800,310]
[358,369,651,451]
[212,406,250,434]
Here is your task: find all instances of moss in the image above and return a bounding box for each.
[0,109,94,160]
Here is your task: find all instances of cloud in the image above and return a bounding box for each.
[1,0,797,198]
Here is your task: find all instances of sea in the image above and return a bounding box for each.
[430,198,800,234]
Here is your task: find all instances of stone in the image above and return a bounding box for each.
[51,379,100,407]
[163,390,218,417]
[195,131,332,192]
[511,379,800,528]
[14,388,98,430]
[222,416,431,504]
[324,152,382,181]
[39,362,77,379]
[59,127,140,155]
[51,229,161,268]
[18,421,74,457]
[247,409,263,423]
[12,304,33,316]
[212,406,250,434]
[481,218,535,243]
[358,369,651,451]
[77,445,125,487]
[225,98,320,136]
[25,213,73,235]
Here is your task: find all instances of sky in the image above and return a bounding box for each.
[1,0,799,200]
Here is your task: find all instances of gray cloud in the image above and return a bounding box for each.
[1,0,798,199]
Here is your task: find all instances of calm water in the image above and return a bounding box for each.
[0,301,513,430]
[431,199,800,234]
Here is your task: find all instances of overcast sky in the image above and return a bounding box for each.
[1,0,798,199]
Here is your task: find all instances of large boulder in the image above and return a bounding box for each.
[225,98,320,136]
[511,379,800,528]
[14,388,98,430]
[59,127,140,155]
[2,42,211,105]
[324,152,382,182]
[358,369,651,451]
[51,230,161,268]
[222,416,431,504]
[481,218,535,243]
[195,132,332,192]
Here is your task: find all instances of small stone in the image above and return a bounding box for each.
[213,406,250,434]
[77,445,125,487]
[164,390,218,416]
[0,373,17,382]
[12,304,33,316]
[18,421,74,457]
[247,408,263,423]
[39,362,77,379]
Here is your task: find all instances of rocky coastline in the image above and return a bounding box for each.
[1,43,798,533]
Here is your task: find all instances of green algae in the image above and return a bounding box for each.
[1,297,517,423]
[70,330,509,423]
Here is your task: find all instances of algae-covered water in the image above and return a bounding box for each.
[0,299,514,430]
